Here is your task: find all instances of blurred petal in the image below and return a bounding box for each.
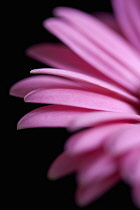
[105,124,140,155]
[120,148,140,184]
[52,7,140,79]
[65,123,132,154]
[69,111,140,131]
[48,150,102,179]
[93,12,122,33]
[77,155,117,186]
[75,173,119,207]
[27,43,109,81]
[112,0,140,51]
[44,18,140,93]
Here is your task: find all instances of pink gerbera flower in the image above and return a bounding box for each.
[10,0,140,208]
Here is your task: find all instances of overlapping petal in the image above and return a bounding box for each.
[10,1,140,208]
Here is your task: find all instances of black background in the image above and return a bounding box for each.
[5,0,138,209]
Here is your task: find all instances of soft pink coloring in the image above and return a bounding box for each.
[10,0,140,208]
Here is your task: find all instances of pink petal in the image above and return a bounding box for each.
[24,88,136,113]
[77,155,117,186]
[105,124,140,155]
[65,123,132,154]
[31,68,138,105]
[17,105,91,129]
[9,75,82,98]
[69,111,140,131]
[47,152,77,180]
[93,12,122,33]
[27,43,110,81]
[75,173,119,207]
[44,18,140,93]
[112,0,140,51]
[53,8,140,85]
[51,7,140,79]
[48,150,102,180]
[120,148,140,184]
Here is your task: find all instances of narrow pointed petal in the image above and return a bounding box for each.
[75,174,119,207]
[69,111,140,131]
[65,123,132,154]
[24,88,136,113]
[105,124,140,155]
[9,75,82,98]
[17,105,91,129]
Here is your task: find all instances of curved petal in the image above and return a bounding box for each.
[44,18,140,93]
[47,150,102,180]
[17,105,91,129]
[47,152,78,180]
[53,8,140,84]
[112,0,140,51]
[24,88,136,113]
[105,124,140,155]
[69,111,140,131]
[31,69,138,104]
[75,173,119,207]
[77,155,117,186]
[51,7,140,79]
[9,75,83,98]
[93,12,122,33]
[65,123,132,154]
[120,148,140,184]
[27,43,109,81]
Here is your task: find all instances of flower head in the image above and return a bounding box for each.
[10,0,140,208]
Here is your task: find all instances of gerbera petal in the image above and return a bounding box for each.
[24,88,136,113]
[9,75,82,98]
[31,68,138,104]
[93,12,122,33]
[44,18,139,93]
[17,105,91,129]
[75,173,119,207]
[105,124,140,155]
[47,152,77,180]
[69,111,140,131]
[52,7,140,79]
[53,9,140,86]
[77,155,117,186]
[65,123,132,154]
[27,43,109,81]
[120,149,140,184]
[112,0,140,51]
[47,150,102,180]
